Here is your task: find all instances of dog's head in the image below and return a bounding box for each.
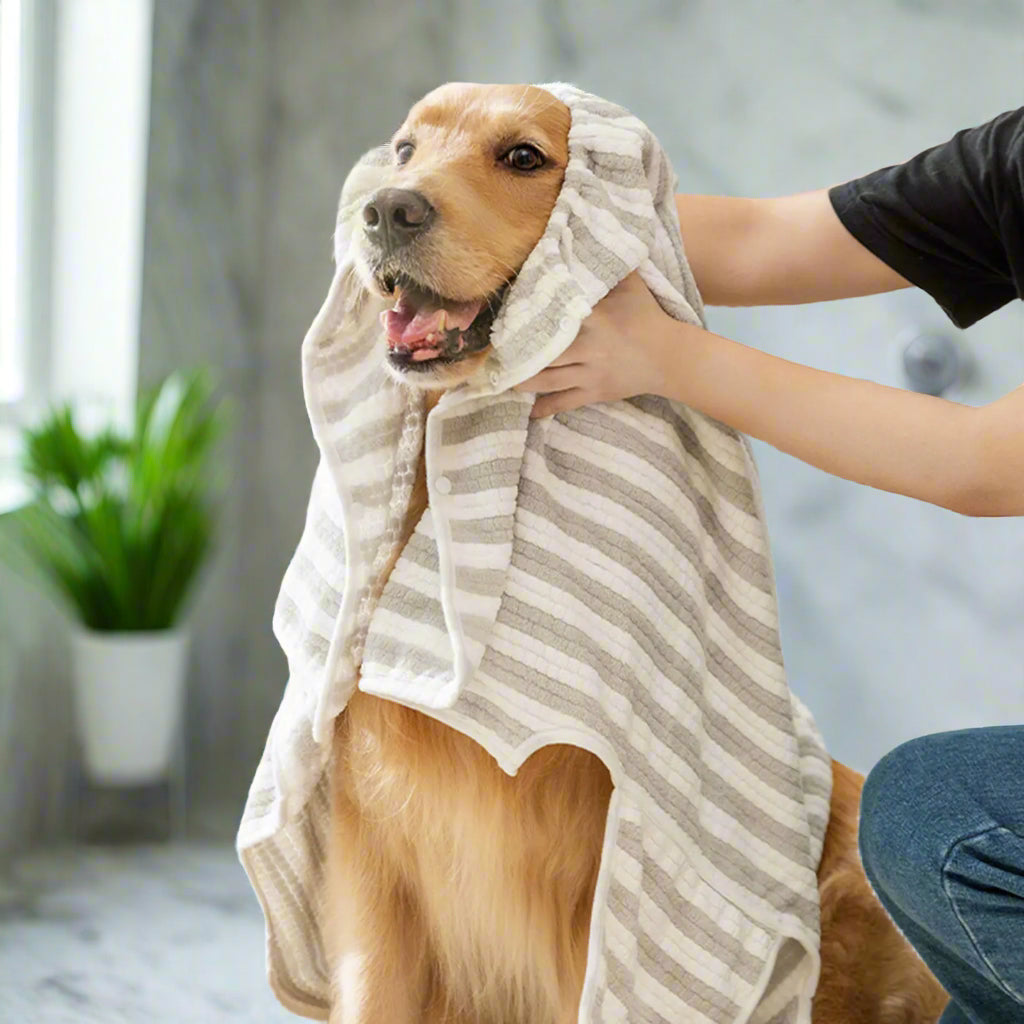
[337,83,571,389]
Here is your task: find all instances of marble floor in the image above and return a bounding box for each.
[0,844,292,1023]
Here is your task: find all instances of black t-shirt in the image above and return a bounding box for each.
[828,106,1024,329]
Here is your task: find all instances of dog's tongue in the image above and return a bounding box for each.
[380,289,483,351]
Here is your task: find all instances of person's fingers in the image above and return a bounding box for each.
[514,364,587,393]
[549,342,587,365]
[617,269,645,292]
[601,270,645,303]
[529,388,590,419]
[544,334,597,368]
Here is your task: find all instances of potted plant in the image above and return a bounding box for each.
[0,370,227,785]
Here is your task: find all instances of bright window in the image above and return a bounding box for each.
[0,0,26,405]
[1,0,152,514]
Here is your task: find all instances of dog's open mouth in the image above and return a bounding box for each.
[378,273,504,371]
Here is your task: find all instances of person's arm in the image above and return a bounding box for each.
[656,317,1024,518]
[676,103,1024,315]
[674,190,912,306]
[516,274,1024,517]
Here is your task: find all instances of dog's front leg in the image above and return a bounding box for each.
[324,785,430,1023]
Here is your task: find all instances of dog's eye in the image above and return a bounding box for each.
[395,142,415,165]
[504,145,545,172]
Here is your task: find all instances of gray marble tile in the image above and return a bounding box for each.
[0,844,290,1023]
[894,0,1024,30]
[0,572,74,862]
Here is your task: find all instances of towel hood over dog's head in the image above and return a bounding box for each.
[333,81,705,395]
[238,84,832,1024]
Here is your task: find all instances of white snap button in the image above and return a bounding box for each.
[489,370,500,386]
[434,475,452,495]
[559,316,573,332]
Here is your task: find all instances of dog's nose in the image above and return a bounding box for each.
[362,188,435,248]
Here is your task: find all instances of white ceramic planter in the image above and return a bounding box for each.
[70,628,189,785]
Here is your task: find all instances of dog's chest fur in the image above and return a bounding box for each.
[328,426,613,1022]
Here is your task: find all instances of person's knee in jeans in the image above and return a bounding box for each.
[859,734,951,910]
[859,729,1024,1018]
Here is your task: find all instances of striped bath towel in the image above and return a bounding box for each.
[237,83,833,1024]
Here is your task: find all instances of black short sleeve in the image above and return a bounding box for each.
[829,107,1024,328]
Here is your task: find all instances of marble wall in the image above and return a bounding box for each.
[134,0,271,821]
[4,0,1023,857]
[136,0,458,814]
[0,567,71,860]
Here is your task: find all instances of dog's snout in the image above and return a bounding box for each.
[363,188,435,249]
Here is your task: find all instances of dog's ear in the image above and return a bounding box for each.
[334,144,392,265]
[329,145,393,334]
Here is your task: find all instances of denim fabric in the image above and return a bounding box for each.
[860,726,1024,1024]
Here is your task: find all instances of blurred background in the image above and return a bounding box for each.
[1,1,1022,1020]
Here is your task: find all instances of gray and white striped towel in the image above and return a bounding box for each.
[237,83,833,1024]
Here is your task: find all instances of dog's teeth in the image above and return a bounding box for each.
[438,311,448,331]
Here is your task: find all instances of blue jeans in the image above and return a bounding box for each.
[859,726,1024,1024]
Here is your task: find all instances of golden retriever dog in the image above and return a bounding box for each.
[325,82,948,1024]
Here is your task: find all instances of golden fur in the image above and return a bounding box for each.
[324,83,949,1024]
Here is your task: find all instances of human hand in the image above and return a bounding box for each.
[515,272,688,417]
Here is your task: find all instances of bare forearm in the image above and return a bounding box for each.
[659,322,994,514]
[675,191,911,306]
